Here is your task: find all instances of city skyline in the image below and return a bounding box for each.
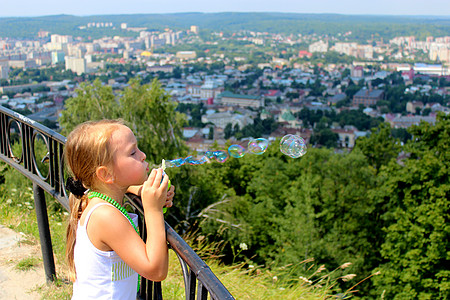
[1,0,450,18]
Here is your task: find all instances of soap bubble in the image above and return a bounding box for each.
[165,158,185,168]
[185,155,208,165]
[280,134,307,158]
[212,151,229,163]
[205,151,214,159]
[247,138,269,155]
[228,144,246,158]
[166,151,228,168]
[164,135,305,169]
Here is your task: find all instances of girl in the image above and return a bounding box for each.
[65,119,175,299]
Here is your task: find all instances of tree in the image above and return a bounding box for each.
[310,128,339,148]
[354,122,402,171]
[224,123,233,139]
[59,78,187,164]
[119,78,187,163]
[372,114,450,299]
[59,78,119,135]
[208,127,214,140]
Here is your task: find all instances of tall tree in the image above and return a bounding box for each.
[372,114,450,299]
[59,78,187,164]
[59,78,119,135]
[119,78,187,164]
[354,122,402,172]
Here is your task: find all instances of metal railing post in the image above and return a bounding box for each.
[33,182,56,282]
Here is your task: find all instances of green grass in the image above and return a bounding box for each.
[0,173,363,299]
[15,257,41,271]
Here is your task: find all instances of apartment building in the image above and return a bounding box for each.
[65,57,86,75]
[0,60,9,79]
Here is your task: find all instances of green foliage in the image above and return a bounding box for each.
[176,115,449,299]
[355,122,402,171]
[59,78,119,135]
[59,77,187,164]
[119,78,187,163]
[371,114,450,299]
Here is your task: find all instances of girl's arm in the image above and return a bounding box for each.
[90,169,169,281]
[127,184,142,196]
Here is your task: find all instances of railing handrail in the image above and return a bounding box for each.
[0,105,234,300]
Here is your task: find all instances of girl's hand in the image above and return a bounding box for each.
[141,168,168,212]
[165,185,175,208]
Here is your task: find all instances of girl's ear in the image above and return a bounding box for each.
[96,166,114,184]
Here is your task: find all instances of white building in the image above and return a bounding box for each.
[65,57,86,75]
[200,80,224,99]
[0,60,9,79]
[201,111,254,129]
[309,40,328,53]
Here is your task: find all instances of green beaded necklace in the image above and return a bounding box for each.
[88,191,138,234]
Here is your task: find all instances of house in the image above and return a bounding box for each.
[298,50,313,58]
[278,109,302,129]
[263,90,283,101]
[332,128,356,148]
[328,93,347,106]
[201,111,254,129]
[218,91,263,108]
[352,88,384,107]
[351,66,364,79]
[406,101,424,114]
[388,114,437,128]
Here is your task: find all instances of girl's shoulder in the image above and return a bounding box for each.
[80,200,120,227]
[83,200,132,251]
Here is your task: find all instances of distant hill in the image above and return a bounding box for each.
[0,12,449,41]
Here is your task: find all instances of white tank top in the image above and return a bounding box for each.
[72,203,139,300]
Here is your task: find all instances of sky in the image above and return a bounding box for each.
[1,0,449,17]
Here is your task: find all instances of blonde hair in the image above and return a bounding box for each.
[64,119,124,282]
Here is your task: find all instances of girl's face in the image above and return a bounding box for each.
[109,125,149,188]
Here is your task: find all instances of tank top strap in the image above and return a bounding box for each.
[80,202,115,228]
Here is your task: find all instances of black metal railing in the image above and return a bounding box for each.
[0,105,234,300]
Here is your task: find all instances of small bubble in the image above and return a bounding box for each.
[247,138,269,155]
[228,145,246,158]
[212,151,228,163]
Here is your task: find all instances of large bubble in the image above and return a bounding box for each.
[247,138,269,155]
[280,134,307,158]
[228,144,246,158]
